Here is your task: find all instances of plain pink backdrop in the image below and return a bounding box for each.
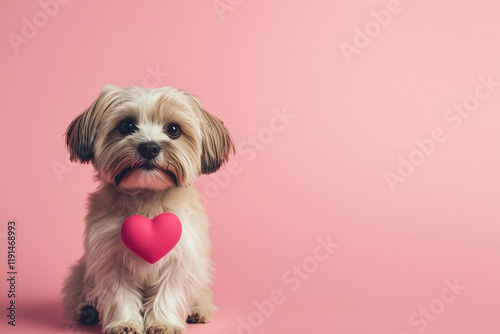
[1,1,499,333]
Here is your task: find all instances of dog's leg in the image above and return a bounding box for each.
[143,274,192,334]
[86,264,144,334]
[187,287,216,323]
[61,257,88,320]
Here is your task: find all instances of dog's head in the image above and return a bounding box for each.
[66,85,234,190]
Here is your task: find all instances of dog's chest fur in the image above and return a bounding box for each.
[84,184,210,288]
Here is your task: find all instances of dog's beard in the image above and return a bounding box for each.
[107,156,180,190]
[116,168,177,190]
[114,162,178,186]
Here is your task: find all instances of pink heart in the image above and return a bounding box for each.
[121,213,182,264]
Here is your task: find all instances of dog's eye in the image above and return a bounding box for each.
[118,119,138,136]
[165,123,181,139]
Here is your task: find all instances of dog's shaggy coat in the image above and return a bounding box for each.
[61,86,233,334]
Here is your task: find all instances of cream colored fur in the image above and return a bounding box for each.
[61,86,233,334]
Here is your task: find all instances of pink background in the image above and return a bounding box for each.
[1,1,499,333]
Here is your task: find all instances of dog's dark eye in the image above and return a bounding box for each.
[165,123,181,139]
[118,119,138,136]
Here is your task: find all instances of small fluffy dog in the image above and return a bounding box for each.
[61,85,234,334]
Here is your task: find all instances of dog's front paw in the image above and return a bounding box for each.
[78,305,100,325]
[186,313,210,324]
[106,324,143,334]
[145,325,184,334]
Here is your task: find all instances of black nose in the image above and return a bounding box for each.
[138,142,160,159]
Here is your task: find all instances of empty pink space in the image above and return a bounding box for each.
[1,1,499,334]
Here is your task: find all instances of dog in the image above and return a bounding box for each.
[61,85,234,334]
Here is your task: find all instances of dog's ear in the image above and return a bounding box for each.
[199,110,235,174]
[66,85,124,163]
[186,95,234,174]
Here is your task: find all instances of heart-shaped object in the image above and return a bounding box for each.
[121,213,182,264]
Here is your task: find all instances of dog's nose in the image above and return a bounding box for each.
[138,142,160,159]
